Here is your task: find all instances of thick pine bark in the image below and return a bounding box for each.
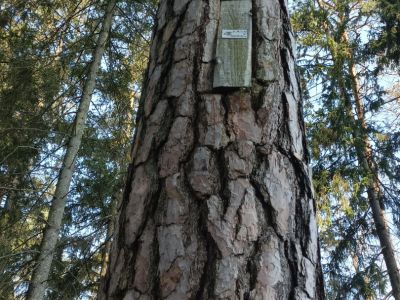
[100,0,324,298]
[26,1,117,299]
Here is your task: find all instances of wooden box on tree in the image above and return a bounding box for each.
[213,0,252,87]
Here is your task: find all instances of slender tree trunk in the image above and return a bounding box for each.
[311,1,400,297]
[335,16,400,295]
[2,176,18,215]
[336,61,400,300]
[26,1,117,299]
[99,0,324,299]
[100,93,135,281]
[100,207,117,280]
[345,33,400,299]
[100,201,117,279]
[327,19,400,298]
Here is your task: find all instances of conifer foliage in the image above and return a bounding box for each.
[0,0,155,298]
[292,0,400,298]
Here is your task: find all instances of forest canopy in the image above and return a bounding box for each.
[0,0,399,299]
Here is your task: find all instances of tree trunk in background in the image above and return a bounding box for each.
[330,19,400,297]
[26,1,117,299]
[1,176,19,217]
[100,0,324,298]
[334,51,400,300]
[100,93,136,282]
[100,196,118,278]
[346,36,400,299]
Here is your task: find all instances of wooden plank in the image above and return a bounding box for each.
[213,0,252,88]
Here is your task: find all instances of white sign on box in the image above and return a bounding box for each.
[222,29,248,39]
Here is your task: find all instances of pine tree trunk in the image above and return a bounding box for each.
[100,0,324,298]
[26,1,117,299]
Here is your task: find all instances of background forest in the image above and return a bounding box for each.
[0,0,399,299]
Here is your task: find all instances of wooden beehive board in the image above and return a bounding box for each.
[213,0,252,87]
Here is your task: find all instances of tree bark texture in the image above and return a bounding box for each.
[100,0,324,299]
[26,1,117,299]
